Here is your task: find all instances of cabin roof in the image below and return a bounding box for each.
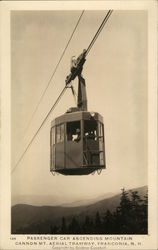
[51,111,103,127]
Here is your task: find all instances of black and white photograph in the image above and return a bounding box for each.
[0,1,157,249]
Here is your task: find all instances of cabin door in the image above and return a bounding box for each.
[65,121,82,169]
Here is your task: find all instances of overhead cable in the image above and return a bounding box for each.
[11,87,66,173]
[24,10,85,134]
[86,10,113,55]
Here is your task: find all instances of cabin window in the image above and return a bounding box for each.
[98,122,104,138]
[100,152,104,165]
[50,127,55,170]
[84,120,97,140]
[51,127,55,145]
[67,121,81,142]
[60,124,64,142]
[98,122,104,154]
[56,124,64,143]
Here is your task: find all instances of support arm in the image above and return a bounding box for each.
[65,49,87,111]
[77,74,87,111]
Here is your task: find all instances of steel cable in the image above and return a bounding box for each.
[86,10,113,55]
[11,87,66,173]
[24,10,85,134]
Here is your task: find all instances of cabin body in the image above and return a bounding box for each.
[50,110,105,175]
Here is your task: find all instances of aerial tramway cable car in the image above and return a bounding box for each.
[50,49,106,175]
[49,10,113,176]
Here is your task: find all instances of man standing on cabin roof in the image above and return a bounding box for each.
[67,49,87,80]
[70,56,77,73]
[65,49,87,111]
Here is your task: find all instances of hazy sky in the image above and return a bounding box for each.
[11,10,147,205]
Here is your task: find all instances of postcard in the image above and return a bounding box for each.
[0,1,157,249]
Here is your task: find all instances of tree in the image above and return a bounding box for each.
[128,190,143,233]
[94,211,102,233]
[115,188,132,233]
[139,192,148,234]
[82,215,94,234]
[102,209,114,234]
[50,225,59,234]
[68,217,80,234]
[113,188,148,234]
[61,217,67,234]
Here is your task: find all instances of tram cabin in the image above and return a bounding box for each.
[50,110,106,175]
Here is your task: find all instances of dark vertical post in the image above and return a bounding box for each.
[77,74,87,111]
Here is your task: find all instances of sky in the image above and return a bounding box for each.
[11,10,148,206]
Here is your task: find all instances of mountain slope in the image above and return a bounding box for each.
[11,185,147,234]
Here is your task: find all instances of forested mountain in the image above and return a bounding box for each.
[12,186,147,234]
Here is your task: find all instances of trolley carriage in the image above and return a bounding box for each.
[50,49,106,175]
[50,111,105,175]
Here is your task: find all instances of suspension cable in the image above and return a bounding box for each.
[24,10,84,134]
[65,10,113,87]
[86,10,113,56]
[11,87,66,173]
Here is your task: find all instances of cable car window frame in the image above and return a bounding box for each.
[83,119,105,166]
[98,121,105,165]
[51,126,55,145]
[83,119,98,141]
[98,122,104,139]
[50,126,56,170]
[56,123,65,144]
[60,123,65,142]
[66,120,81,142]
